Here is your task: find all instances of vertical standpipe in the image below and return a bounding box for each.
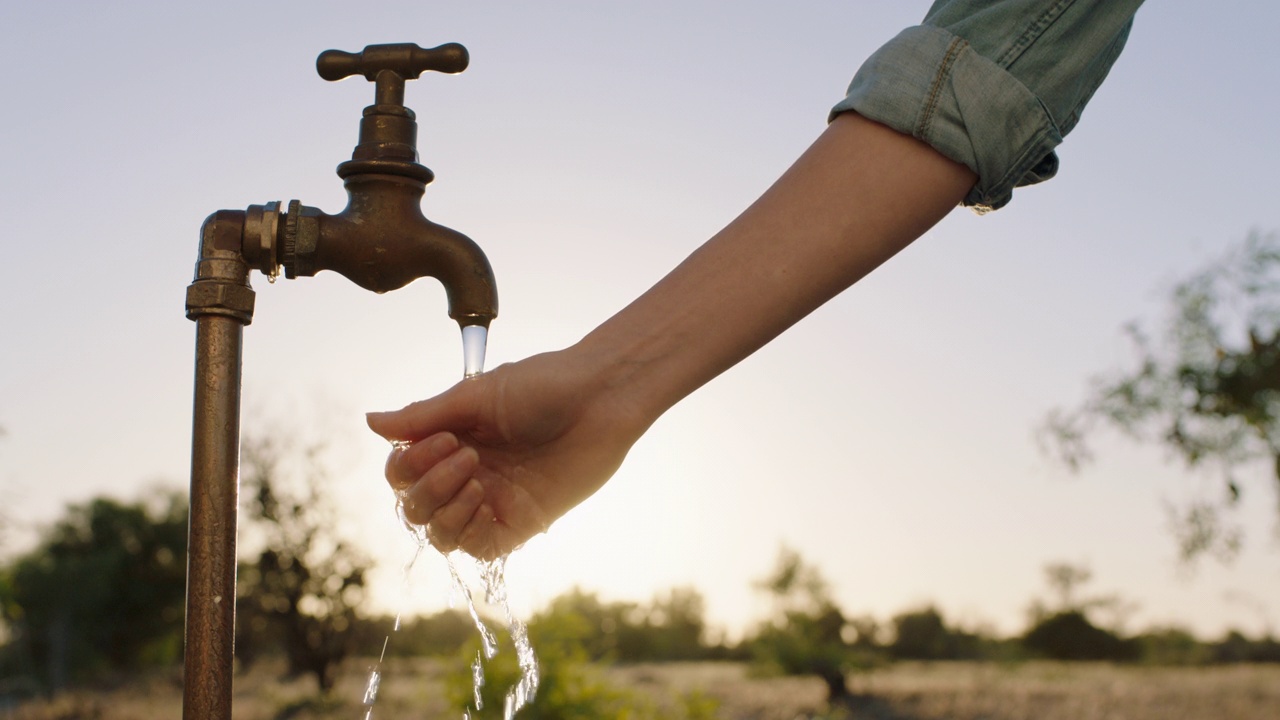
[184,213,254,720]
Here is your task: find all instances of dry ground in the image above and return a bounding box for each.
[6,659,1278,720]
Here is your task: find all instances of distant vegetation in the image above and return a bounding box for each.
[3,488,1279,711]
[1045,230,1280,561]
[3,415,1279,715]
[234,433,371,693]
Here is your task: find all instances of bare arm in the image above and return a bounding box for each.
[367,113,976,559]
[579,112,976,430]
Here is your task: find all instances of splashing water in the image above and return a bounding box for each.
[364,333,540,718]
[471,651,486,710]
[442,555,539,718]
[361,450,429,720]
[478,557,539,719]
[446,555,500,659]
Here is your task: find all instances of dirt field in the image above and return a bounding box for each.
[6,659,1279,720]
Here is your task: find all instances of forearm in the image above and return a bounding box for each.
[573,113,977,431]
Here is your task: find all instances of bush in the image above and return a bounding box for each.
[889,606,986,661]
[1133,626,1211,665]
[1023,611,1139,661]
[0,492,187,691]
[447,605,719,720]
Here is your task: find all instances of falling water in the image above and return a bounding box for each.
[477,557,539,719]
[462,325,488,379]
[360,442,427,720]
[363,324,539,718]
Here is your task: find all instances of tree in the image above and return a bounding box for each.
[491,585,713,665]
[1023,611,1137,661]
[1043,562,1092,612]
[0,492,187,691]
[748,547,866,702]
[449,588,720,720]
[889,606,982,661]
[634,586,708,661]
[1043,231,1280,561]
[1022,561,1137,661]
[235,432,372,693]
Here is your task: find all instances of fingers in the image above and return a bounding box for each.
[385,432,460,490]
[399,445,480,526]
[454,484,551,561]
[425,479,485,553]
[455,504,500,560]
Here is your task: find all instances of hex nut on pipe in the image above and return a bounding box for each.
[185,283,256,324]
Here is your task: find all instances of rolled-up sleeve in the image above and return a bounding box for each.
[831,0,1144,213]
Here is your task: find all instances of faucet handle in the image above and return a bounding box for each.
[318,43,468,106]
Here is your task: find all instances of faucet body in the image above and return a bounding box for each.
[240,171,498,322]
[183,43,495,720]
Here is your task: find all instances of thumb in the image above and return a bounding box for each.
[366,379,482,442]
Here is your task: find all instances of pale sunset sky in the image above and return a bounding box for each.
[2,1,1279,642]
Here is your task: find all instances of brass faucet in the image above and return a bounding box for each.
[182,43,497,720]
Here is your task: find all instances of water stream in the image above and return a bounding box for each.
[363,324,538,719]
[462,324,488,379]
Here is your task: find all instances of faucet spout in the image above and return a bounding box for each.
[310,173,498,326]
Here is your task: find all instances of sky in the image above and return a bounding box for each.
[2,1,1279,644]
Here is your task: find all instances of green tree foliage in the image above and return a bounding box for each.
[888,606,984,661]
[1134,626,1212,666]
[493,586,713,665]
[1022,561,1137,661]
[1044,231,1280,561]
[350,609,476,659]
[1023,611,1138,661]
[638,587,708,661]
[1212,630,1280,663]
[0,492,187,691]
[448,591,719,720]
[235,433,372,693]
[747,547,868,702]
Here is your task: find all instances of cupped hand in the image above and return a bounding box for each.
[367,348,643,560]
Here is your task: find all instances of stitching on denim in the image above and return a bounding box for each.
[917,36,967,141]
[996,0,1075,69]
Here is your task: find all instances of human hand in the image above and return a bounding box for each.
[366,348,644,560]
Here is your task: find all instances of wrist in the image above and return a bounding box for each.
[565,321,680,439]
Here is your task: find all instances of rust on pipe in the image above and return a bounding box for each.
[183,315,242,720]
[183,212,252,720]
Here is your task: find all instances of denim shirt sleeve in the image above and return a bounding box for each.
[831,0,1145,213]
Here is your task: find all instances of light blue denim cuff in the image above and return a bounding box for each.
[832,1,1140,213]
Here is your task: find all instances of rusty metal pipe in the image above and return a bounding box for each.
[183,211,253,720]
[184,315,242,720]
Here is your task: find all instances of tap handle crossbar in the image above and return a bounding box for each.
[318,42,468,108]
[318,41,468,81]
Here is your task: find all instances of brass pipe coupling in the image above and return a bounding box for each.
[240,200,322,281]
